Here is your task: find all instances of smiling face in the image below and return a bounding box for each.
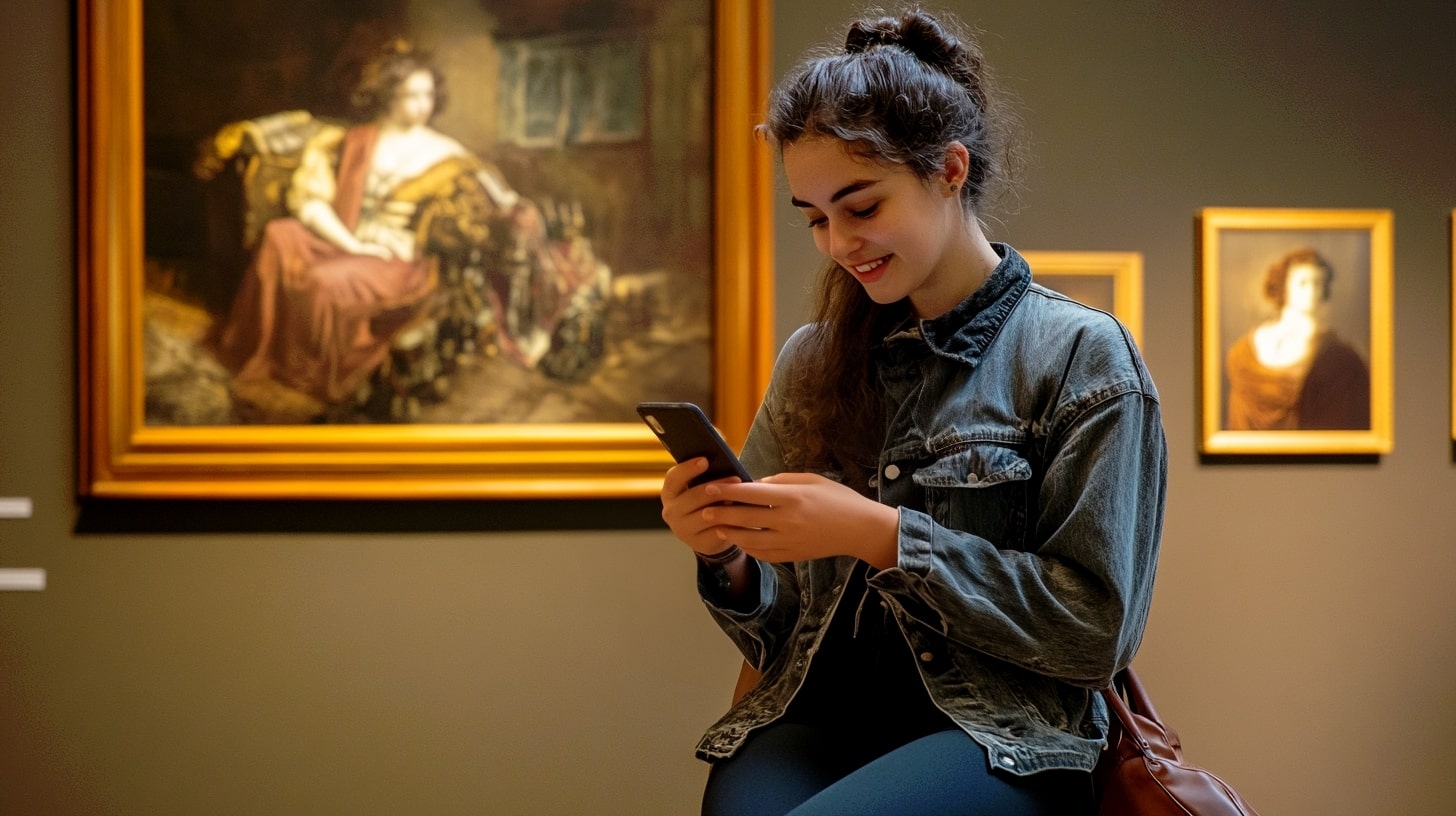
[783,136,974,318]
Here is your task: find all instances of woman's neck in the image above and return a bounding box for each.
[1276,307,1319,333]
[377,120,426,137]
[910,226,1000,320]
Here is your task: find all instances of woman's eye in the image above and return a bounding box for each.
[850,204,878,219]
[805,216,826,229]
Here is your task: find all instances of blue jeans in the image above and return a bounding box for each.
[702,723,1094,816]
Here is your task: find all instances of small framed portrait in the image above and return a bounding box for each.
[1024,251,1144,348]
[1197,207,1394,455]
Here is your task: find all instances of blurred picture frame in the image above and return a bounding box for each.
[1197,207,1393,455]
[76,0,774,499]
[1024,250,1144,348]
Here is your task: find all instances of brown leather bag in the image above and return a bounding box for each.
[1095,666,1263,815]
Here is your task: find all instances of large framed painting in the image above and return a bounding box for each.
[1023,251,1144,348]
[1197,207,1393,455]
[78,0,774,498]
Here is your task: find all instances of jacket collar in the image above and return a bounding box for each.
[881,243,1030,367]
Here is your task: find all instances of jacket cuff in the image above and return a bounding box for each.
[894,506,937,576]
[699,557,768,616]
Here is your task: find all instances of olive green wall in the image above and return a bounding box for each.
[2,2,1453,814]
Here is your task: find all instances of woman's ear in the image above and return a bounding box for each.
[941,141,971,195]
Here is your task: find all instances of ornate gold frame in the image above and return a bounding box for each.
[1197,207,1394,455]
[77,0,775,499]
[1022,251,1144,348]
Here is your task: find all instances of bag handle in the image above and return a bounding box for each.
[1100,666,1162,756]
[1114,666,1161,722]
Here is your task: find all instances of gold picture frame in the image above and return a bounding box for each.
[78,0,774,499]
[1023,251,1144,348]
[1197,207,1393,455]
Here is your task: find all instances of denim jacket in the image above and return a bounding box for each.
[695,244,1166,775]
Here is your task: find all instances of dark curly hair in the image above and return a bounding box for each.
[758,7,1024,490]
[350,41,448,121]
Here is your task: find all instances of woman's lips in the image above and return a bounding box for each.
[849,255,890,283]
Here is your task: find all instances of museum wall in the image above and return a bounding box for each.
[2,1,1454,814]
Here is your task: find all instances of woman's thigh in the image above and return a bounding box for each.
[702,722,867,816]
[703,723,1091,816]
[785,729,1093,816]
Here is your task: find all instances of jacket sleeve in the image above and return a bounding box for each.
[869,324,1167,688]
[696,327,813,671]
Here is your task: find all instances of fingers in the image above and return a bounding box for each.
[661,457,710,499]
[660,458,729,543]
[662,458,777,558]
[717,528,795,564]
[706,481,783,508]
[701,500,777,532]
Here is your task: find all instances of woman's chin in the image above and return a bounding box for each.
[861,285,906,306]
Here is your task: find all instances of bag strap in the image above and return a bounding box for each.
[1117,665,1162,722]
[1100,666,1161,756]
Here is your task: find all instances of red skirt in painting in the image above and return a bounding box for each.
[213,217,436,405]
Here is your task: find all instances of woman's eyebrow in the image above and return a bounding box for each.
[789,179,879,209]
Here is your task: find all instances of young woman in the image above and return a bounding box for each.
[659,8,1167,816]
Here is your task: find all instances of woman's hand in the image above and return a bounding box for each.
[353,222,416,261]
[370,226,416,261]
[703,473,900,569]
[659,457,752,558]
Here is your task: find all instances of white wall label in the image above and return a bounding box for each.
[0,497,33,519]
[0,569,45,591]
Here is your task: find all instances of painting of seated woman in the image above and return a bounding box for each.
[141,3,717,427]
[184,44,605,422]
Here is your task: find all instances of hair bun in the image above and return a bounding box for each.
[844,18,902,54]
[845,10,986,114]
[845,12,954,71]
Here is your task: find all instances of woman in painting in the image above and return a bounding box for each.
[1225,247,1370,430]
[213,41,508,412]
[658,8,1165,814]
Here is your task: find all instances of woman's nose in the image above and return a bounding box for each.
[826,220,860,260]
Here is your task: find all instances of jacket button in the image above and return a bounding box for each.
[1000,755,1016,768]
[884,464,901,480]
[918,651,934,663]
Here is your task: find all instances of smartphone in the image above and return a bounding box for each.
[637,401,753,486]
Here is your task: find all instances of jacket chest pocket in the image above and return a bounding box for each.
[912,443,1034,550]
